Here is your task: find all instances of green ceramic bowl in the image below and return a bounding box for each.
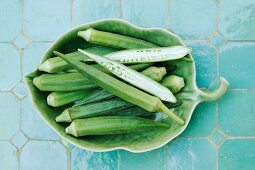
[25,19,229,153]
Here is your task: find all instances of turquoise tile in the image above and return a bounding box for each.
[22,42,51,75]
[0,43,21,91]
[23,0,70,41]
[122,0,169,29]
[0,141,18,170]
[13,82,27,99]
[209,129,226,147]
[167,139,217,170]
[0,92,20,140]
[21,96,59,140]
[0,0,21,42]
[170,0,217,39]
[72,0,120,27]
[219,42,255,88]
[20,141,67,170]
[219,90,255,137]
[11,131,28,149]
[219,0,255,40]
[13,33,31,49]
[119,147,168,170]
[181,102,216,137]
[185,41,217,88]
[71,147,118,170]
[210,32,225,49]
[219,139,255,170]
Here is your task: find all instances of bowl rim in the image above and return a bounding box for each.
[25,18,200,153]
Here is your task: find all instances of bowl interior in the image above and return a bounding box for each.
[25,19,199,152]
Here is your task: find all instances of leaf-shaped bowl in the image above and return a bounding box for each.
[25,19,229,153]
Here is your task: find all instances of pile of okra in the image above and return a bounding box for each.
[34,28,191,137]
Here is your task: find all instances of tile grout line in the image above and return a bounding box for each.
[216,102,219,129]
[215,0,220,80]
[70,0,74,28]
[119,0,122,19]
[117,150,120,170]
[168,0,171,31]
[67,147,71,170]
[228,88,255,91]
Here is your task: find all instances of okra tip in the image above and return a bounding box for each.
[65,122,78,137]
[47,94,57,107]
[77,29,92,42]
[56,109,72,123]
[33,76,41,89]
[158,101,184,125]
[38,60,51,72]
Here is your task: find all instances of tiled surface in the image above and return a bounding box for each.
[21,96,59,140]
[122,0,169,29]
[0,0,21,42]
[0,92,20,140]
[0,44,21,91]
[72,0,120,27]
[0,0,254,170]
[219,139,255,170]
[218,90,255,137]
[184,41,217,88]
[71,147,118,170]
[170,0,217,39]
[0,142,19,170]
[23,0,71,41]
[20,141,67,170]
[119,147,168,170]
[219,42,255,88]
[219,0,255,40]
[168,139,217,170]
[181,102,216,137]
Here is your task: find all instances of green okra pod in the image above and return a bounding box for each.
[78,28,157,49]
[54,51,184,125]
[65,116,169,137]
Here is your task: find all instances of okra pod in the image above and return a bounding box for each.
[47,89,97,107]
[55,51,184,125]
[56,98,133,122]
[38,46,118,73]
[161,75,185,94]
[74,66,167,106]
[34,63,153,92]
[78,28,157,49]
[65,116,169,137]
[56,100,182,123]
[33,72,97,92]
[78,49,176,103]
[105,46,191,63]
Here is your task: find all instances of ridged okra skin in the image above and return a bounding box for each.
[65,116,169,137]
[56,98,133,122]
[78,49,176,103]
[55,51,184,125]
[33,72,97,92]
[47,90,97,107]
[33,63,153,92]
[38,46,118,73]
[161,75,185,94]
[56,100,182,123]
[73,66,167,107]
[78,28,158,49]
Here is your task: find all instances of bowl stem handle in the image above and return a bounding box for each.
[198,77,229,102]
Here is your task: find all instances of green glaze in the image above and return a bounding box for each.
[25,19,229,153]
